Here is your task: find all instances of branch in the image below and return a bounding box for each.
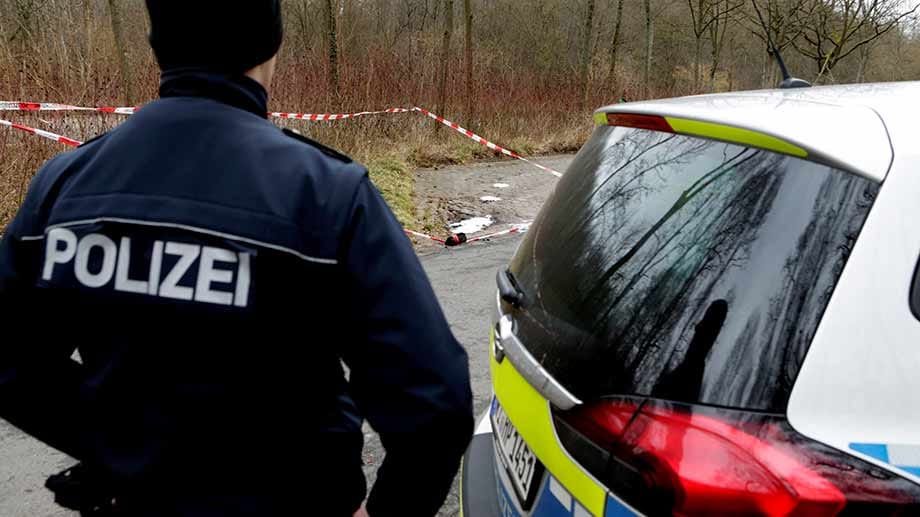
[835,6,918,62]
[686,0,703,36]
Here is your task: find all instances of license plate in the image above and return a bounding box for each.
[492,399,540,504]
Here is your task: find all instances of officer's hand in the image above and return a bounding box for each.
[353,505,370,517]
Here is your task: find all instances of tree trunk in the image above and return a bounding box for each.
[106,0,133,106]
[709,42,721,91]
[339,0,351,64]
[761,48,771,88]
[464,0,474,124]
[324,0,340,101]
[644,0,653,98]
[693,35,703,92]
[609,0,624,84]
[436,0,454,135]
[708,2,727,93]
[580,0,595,109]
[856,44,870,83]
[80,0,93,89]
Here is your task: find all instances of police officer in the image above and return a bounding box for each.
[0,1,474,516]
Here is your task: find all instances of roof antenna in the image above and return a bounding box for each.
[751,0,811,89]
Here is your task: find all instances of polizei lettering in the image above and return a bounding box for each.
[42,228,252,307]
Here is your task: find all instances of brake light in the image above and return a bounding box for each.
[555,399,920,516]
[602,113,674,133]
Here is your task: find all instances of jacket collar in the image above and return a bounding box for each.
[159,68,268,119]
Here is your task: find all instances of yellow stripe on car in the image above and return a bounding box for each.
[664,117,808,158]
[490,330,607,517]
[593,110,809,159]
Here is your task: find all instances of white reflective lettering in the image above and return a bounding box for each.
[159,242,200,301]
[75,234,117,288]
[41,230,253,308]
[115,237,149,294]
[195,246,236,305]
[148,241,163,296]
[234,252,251,308]
[42,228,77,281]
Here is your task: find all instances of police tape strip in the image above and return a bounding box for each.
[2,101,563,177]
[270,108,413,120]
[405,223,531,247]
[413,109,564,178]
[467,223,532,243]
[404,229,446,244]
[0,118,82,147]
[0,101,138,115]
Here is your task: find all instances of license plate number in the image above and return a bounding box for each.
[492,400,538,502]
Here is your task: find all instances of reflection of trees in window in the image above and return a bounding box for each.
[528,131,791,396]
[589,151,784,395]
[537,130,709,317]
[512,126,879,409]
[706,178,878,409]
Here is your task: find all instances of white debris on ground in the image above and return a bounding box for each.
[480,196,502,202]
[512,222,533,233]
[449,216,494,234]
[492,183,510,188]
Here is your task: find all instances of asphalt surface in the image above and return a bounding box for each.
[0,155,574,517]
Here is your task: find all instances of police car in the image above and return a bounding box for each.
[460,82,920,516]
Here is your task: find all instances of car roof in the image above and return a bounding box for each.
[596,82,920,182]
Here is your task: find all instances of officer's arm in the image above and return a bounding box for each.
[340,175,474,517]
[0,179,86,460]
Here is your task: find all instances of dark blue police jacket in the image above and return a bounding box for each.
[0,70,474,517]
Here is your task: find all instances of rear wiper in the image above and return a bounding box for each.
[497,268,525,307]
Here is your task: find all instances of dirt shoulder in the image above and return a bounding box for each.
[412,154,575,255]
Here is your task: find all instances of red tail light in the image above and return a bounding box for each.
[603,113,675,133]
[554,398,920,516]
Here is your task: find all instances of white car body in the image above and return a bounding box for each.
[462,82,920,517]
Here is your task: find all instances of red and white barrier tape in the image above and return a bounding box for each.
[466,223,532,244]
[404,229,446,244]
[3,100,555,246]
[0,101,137,115]
[2,100,563,177]
[405,223,531,247]
[271,108,413,121]
[0,118,82,147]
[413,109,563,178]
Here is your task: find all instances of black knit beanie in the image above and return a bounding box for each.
[145,0,283,74]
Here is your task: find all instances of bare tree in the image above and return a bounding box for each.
[464,0,474,123]
[793,0,919,82]
[645,0,653,98]
[687,0,742,91]
[580,0,596,108]
[7,0,39,44]
[324,0,340,100]
[708,0,743,91]
[106,0,133,105]
[609,0,625,84]
[436,0,454,133]
[747,0,810,87]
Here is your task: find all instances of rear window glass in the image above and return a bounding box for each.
[509,125,878,412]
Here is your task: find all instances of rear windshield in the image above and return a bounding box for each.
[508,125,879,412]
